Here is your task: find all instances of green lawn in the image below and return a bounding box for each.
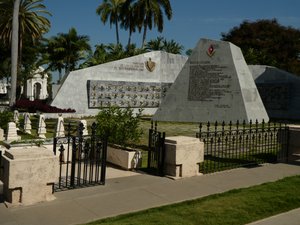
[84,175,300,225]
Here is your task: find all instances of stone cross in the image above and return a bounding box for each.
[6,122,21,142]
[23,112,32,134]
[38,114,47,139]
[78,120,88,136]
[55,115,65,138]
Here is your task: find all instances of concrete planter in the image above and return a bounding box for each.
[107,146,142,170]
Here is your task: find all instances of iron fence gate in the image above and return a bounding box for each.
[196,120,289,174]
[53,122,107,191]
[147,121,166,176]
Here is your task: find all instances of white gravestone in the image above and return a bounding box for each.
[6,122,21,142]
[78,120,88,136]
[55,115,65,137]
[23,113,32,134]
[38,114,47,138]
[13,110,19,125]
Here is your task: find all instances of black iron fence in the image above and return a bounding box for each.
[53,122,107,191]
[196,120,289,174]
[147,121,166,176]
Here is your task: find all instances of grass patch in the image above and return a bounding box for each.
[84,175,300,225]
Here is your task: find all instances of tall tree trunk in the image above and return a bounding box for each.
[115,20,120,44]
[10,0,20,106]
[141,24,147,48]
[127,29,132,47]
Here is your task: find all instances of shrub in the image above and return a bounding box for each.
[0,110,13,132]
[95,106,143,148]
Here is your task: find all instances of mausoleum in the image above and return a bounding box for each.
[26,67,49,101]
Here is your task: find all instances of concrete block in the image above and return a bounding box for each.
[107,147,142,170]
[2,147,59,206]
[164,136,204,178]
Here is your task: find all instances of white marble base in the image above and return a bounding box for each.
[164,136,204,178]
[107,146,142,170]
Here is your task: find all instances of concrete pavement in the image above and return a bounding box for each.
[0,163,300,225]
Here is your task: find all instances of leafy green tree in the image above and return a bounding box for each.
[96,0,126,45]
[0,0,51,105]
[120,0,138,46]
[134,0,172,48]
[145,36,164,51]
[222,19,300,75]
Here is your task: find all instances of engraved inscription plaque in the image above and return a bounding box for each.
[257,83,289,110]
[88,80,172,108]
[188,63,231,102]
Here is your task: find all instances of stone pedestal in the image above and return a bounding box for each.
[6,122,21,142]
[2,147,59,206]
[164,136,204,179]
[286,125,300,162]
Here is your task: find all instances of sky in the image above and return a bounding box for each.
[43,0,300,52]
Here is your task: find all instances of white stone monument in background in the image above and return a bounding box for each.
[78,120,88,136]
[55,115,65,138]
[154,38,269,123]
[38,114,47,138]
[6,122,21,142]
[26,66,49,101]
[23,112,32,134]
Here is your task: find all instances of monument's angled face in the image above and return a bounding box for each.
[51,51,187,116]
[153,39,269,123]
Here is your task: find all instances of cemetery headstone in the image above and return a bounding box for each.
[23,112,32,134]
[13,110,19,125]
[6,122,21,142]
[78,120,88,136]
[153,38,269,123]
[38,114,47,139]
[55,115,65,138]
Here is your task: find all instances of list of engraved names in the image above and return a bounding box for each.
[188,63,232,104]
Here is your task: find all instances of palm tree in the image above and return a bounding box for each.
[10,0,20,106]
[43,28,91,80]
[145,36,164,51]
[162,39,184,54]
[0,0,51,105]
[96,0,126,45]
[120,0,138,47]
[135,0,172,48]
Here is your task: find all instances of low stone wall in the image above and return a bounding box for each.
[287,125,300,162]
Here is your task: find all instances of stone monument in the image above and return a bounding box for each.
[249,65,300,120]
[55,114,65,138]
[23,112,32,134]
[6,122,21,142]
[153,39,269,123]
[38,114,47,138]
[78,120,88,136]
[13,110,19,125]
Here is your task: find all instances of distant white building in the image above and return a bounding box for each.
[26,67,49,101]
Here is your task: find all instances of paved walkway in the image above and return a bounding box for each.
[0,163,300,225]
